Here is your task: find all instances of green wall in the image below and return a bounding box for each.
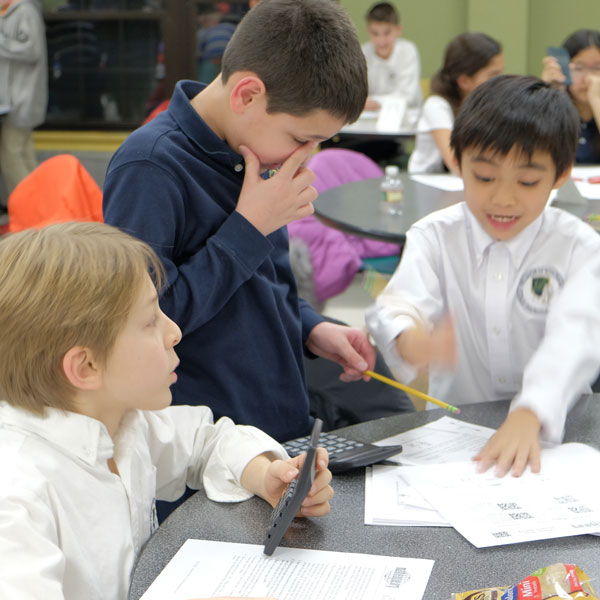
[341,0,600,80]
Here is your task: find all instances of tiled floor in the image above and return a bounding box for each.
[322,273,374,330]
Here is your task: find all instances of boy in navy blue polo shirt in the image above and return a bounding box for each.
[103,0,411,443]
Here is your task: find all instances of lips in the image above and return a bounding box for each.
[487,214,519,230]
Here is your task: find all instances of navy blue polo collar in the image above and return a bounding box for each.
[168,80,244,171]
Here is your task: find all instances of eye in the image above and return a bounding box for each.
[519,180,540,187]
[474,173,493,183]
[294,138,307,145]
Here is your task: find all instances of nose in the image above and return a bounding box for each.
[489,180,518,207]
[165,315,182,347]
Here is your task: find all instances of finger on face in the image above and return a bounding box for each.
[278,142,317,178]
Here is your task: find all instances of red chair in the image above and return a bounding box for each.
[8,154,103,233]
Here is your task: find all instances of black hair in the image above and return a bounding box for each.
[562,29,600,59]
[430,32,502,114]
[366,2,399,25]
[451,75,579,178]
[221,0,367,123]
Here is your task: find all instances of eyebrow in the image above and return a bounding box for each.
[471,155,548,171]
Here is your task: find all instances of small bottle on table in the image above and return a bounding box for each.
[380,165,403,215]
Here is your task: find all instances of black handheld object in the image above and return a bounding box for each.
[547,46,572,87]
[263,418,322,556]
[284,431,403,474]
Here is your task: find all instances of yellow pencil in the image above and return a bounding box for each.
[364,369,461,414]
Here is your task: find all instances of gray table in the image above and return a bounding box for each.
[129,396,600,600]
[313,174,463,243]
[314,174,600,244]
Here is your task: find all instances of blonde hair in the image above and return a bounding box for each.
[0,222,165,414]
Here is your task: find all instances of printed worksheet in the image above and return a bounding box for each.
[364,417,494,527]
[399,443,600,548]
[140,540,434,600]
[364,465,450,527]
[375,416,495,465]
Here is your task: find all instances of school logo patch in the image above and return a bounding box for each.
[517,267,564,313]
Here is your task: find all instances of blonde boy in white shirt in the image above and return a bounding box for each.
[361,2,422,122]
[367,75,600,478]
[0,222,333,600]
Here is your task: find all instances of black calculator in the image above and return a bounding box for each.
[264,418,322,555]
[283,430,403,474]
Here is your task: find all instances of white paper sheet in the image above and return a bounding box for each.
[374,415,495,465]
[410,174,464,191]
[140,539,434,600]
[399,443,600,548]
[364,418,495,528]
[365,466,450,527]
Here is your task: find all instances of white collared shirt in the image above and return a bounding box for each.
[366,203,600,442]
[0,403,286,600]
[407,95,454,174]
[362,38,423,112]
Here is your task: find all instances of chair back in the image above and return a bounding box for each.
[308,148,383,192]
[8,154,103,233]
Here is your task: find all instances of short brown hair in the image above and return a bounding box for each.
[221,0,367,123]
[366,2,399,25]
[0,222,165,415]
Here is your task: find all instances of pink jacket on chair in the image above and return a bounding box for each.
[287,149,399,303]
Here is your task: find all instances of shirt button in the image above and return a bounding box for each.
[495,272,503,281]
[498,376,506,384]
[493,327,501,336]
[234,163,244,172]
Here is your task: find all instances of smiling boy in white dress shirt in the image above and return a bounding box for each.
[367,75,600,477]
[0,222,332,600]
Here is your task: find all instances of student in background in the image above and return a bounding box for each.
[0,0,47,198]
[408,32,503,174]
[0,222,332,600]
[542,29,600,164]
[103,0,382,444]
[361,2,422,122]
[368,75,600,477]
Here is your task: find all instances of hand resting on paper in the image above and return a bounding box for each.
[241,448,333,517]
[474,408,542,478]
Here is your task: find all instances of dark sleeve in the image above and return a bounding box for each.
[103,161,274,336]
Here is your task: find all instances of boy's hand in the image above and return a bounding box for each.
[263,449,333,517]
[306,321,376,382]
[474,408,541,477]
[395,315,457,368]
[541,56,566,85]
[236,143,318,236]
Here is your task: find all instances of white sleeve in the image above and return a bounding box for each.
[418,96,454,132]
[512,254,600,443]
[0,490,66,600]
[144,406,288,503]
[366,226,445,383]
[394,41,422,109]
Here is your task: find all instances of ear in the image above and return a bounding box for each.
[62,346,102,391]
[552,166,572,189]
[229,75,266,115]
[396,24,404,37]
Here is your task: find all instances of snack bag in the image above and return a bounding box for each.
[452,563,598,600]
